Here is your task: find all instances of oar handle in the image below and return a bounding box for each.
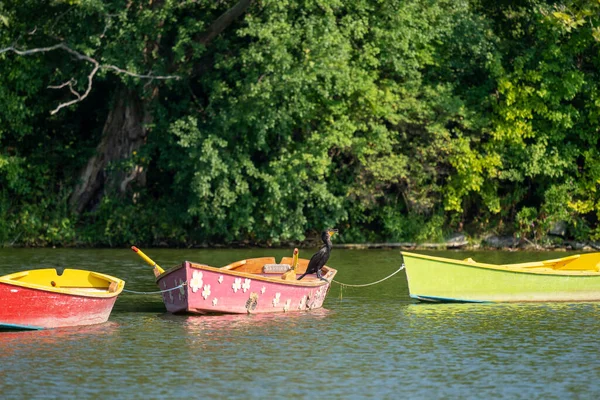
[131,246,165,276]
[292,248,299,270]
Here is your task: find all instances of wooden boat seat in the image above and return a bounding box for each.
[222,256,318,279]
[263,264,291,273]
[523,254,600,271]
[463,254,600,272]
[222,257,274,273]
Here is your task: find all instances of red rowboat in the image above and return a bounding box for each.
[132,247,337,314]
[0,268,125,330]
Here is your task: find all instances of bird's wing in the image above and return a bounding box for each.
[306,247,329,273]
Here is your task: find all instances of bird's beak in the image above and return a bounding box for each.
[328,228,338,236]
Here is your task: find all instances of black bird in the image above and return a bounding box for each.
[297,228,338,281]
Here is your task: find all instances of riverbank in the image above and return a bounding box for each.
[3,233,600,252]
[334,234,600,252]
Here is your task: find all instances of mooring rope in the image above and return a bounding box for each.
[122,282,187,295]
[333,264,405,300]
[333,264,405,288]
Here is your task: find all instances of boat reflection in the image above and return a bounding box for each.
[402,302,599,336]
[0,321,120,350]
[161,308,331,334]
[178,308,330,333]
[404,301,599,317]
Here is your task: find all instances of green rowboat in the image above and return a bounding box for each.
[401,252,600,303]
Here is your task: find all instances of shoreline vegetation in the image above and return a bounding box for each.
[3,233,600,252]
[335,238,600,252]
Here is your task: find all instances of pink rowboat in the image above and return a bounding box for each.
[0,268,125,330]
[132,247,337,314]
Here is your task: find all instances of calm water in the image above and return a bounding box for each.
[1,248,599,399]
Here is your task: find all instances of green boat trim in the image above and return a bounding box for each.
[402,252,600,275]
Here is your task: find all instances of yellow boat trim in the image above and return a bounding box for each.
[0,269,125,298]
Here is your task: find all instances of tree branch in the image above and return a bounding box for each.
[189,0,255,77]
[196,0,254,46]
[0,43,180,114]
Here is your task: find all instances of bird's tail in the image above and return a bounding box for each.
[297,272,307,280]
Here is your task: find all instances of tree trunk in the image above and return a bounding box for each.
[69,86,150,214]
[69,0,256,214]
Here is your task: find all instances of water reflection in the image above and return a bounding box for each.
[404,301,600,319]
[396,301,600,397]
[1,321,119,340]
[403,301,600,332]
[401,302,600,358]
[0,322,120,358]
[163,308,331,334]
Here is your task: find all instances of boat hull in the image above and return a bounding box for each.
[0,283,119,329]
[0,269,124,330]
[402,252,600,303]
[156,261,336,314]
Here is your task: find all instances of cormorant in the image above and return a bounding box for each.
[297,228,338,281]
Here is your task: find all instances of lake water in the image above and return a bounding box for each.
[1,248,599,399]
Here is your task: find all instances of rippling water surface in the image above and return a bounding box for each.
[1,248,599,399]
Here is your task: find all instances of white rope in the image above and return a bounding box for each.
[333,264,405,288]
[123,282,187,295]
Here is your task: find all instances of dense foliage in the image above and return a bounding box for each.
[1,0,599,247]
